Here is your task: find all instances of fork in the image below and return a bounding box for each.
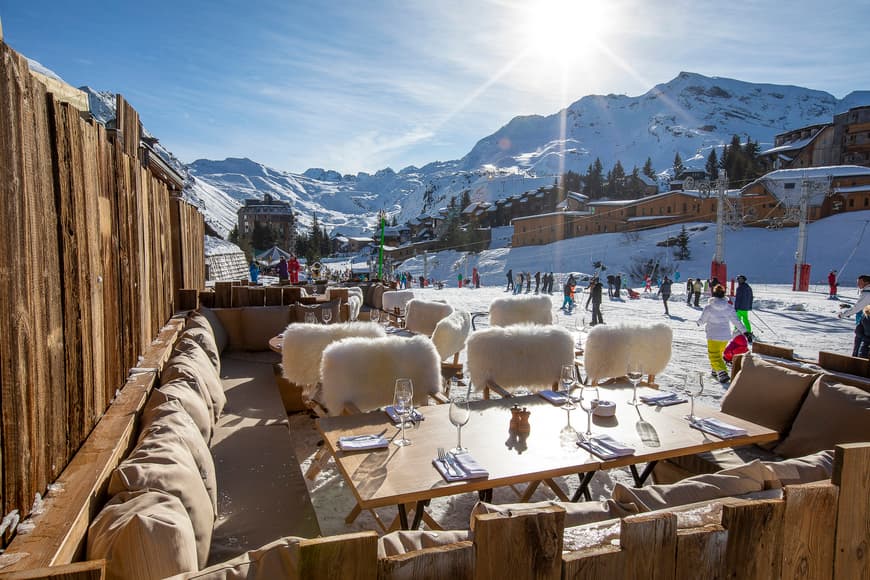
[437,447,457,477]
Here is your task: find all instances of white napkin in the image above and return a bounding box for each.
[539,389,569,405]
[577,434,635,459]
[433,451,490,482]
[338,435,389,450]
[640,392,688,406]
[385,406,424,424]
[691,417,747,439]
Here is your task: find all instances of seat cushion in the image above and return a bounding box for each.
[88,490,198,580]
[774,375,870,458]
[612,460,774,512]
[661,444,781,479]
[108,431,215,567]
[169,536,302,579]
[470,499,637,530]
[720,353,817,440]
[378,530,470,558]
[763,449,834,486]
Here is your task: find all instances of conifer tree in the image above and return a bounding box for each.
[643,157,656,179]
[673,152,685,178]
[584,158,605,198]
[705,149,719,180]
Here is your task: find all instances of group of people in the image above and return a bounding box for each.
[696,276,754,383]
[249,254,303,284]
[505,269,555,295]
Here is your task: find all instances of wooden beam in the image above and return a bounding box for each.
[721,499,785,579]
[832,443,870,579]
[0,559,104,579]
[377,541,473,580]
[781,481,838,580]
[296,532,378,579]
[473,505,565,580]
[819,351,870,378]
[675,526,727,580]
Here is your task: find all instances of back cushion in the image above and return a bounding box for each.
[764,450,834,486]
[195,307,228,353]
[774,375,870,458]
[88,490,198,580]
[158,379,214,442]
[294,300,341,324]
[163,339,227,420]
[720,354,817,437]
[171,536,302,579]
[108,431,215,567]
[181,327,221,373]
[240,306,293,351]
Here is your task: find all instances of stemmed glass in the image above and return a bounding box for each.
[370,309,379,324]
[682,372,705,422]
[321,308,332,324]
[578,386,598,438]
[304,311,317,325]
[393,378,414,447]
[627,362,644,406]
[560,364,577,410]
[448,394,471,453]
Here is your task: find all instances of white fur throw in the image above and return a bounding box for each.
[347,295,362,321]
[281,322,386,387]
[320,335,442,415]
[382,289,415,313]
[489,295,554,327]
[466,324,574,392]
[583,322,673,382]
[431,309,471,361]
[404,299,454,336]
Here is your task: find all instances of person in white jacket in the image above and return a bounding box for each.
[838,274,870,357]
[697,284,746,383]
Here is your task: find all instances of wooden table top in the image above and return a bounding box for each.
[317,384,778,510]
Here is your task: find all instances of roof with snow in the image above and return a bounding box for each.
[745,165,870,206]
[567,191,589,202]
[759,131,823,157]
[204,235,245,257]
[513,210,594,222]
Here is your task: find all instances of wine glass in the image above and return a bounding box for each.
[683,372,705,422]
[370,309,379,324]
[627,362,644,406]
[321,308,332,325]
[393,378,414,447]
[578,386,598,438]
[560,364,577,410]
[448,394,471,453]
[304,311,317,325]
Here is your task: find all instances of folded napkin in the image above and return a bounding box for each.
[385,406,424,424]
[338,435,389,451]
[577,434,635,459]
[539,389,569,405]
[640,392,688,406]
[433,451,490,482]
[690,417,747,439]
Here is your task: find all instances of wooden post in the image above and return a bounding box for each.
[780,481,838,580]
[296,532,377,579]
[265,287,283,306]
[618,513,677,579]
[674,527,727,580]
[832,443,870,579]
[232,285,250,307]
[248,287,265,307]
[378,541,473,580]
[473,505,565,580]
[214,281,233,308]
[199,290,215,309]
[818,351,870,378]
[721,499,785,579]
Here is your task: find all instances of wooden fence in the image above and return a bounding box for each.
[0,39,204,543]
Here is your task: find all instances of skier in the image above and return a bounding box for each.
[288,254,301,284]
[644,275,652,293]
[828,270,838,299]
[534,271,541,293]
[692,278,703,307]
[585,277,604,325]
[658,276,673,316]
[278,256,289,283]
[561,274,576,311]
[838,274,870,357]
[525,272,532,293]
[734,275,755,342]
[505,268,514,291]
[249,260,260,284]
[697,284,747,383]
[686,278,694,305]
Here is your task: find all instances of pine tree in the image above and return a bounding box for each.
[584,158,605,198]
[705,149,719,180]
[250,223,275,252]
[643,157,656,179]
[673,152,685,178]
[460,189,472,211]
[675,225,691,260]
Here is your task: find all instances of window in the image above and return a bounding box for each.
[849,199,855,208]
[784,183,796,190]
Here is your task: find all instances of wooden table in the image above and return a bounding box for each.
[316,384,777,529]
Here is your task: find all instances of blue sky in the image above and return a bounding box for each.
[1,0,868,174]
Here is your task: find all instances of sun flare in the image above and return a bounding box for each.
[520,0,614,67]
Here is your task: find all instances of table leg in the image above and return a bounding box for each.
[478,489,493,503]
[520,480,541,502]
[410,500,429,530]
[571,471,596,502]
[629,461,658,487]
[398,504,409,530]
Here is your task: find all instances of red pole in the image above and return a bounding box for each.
[729,278,735,297]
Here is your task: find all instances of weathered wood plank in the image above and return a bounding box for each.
[377,541,472,580]
[721,500,785,580]
[781,482,838,580]
[561,544,622,579]
[0,559,105,579]
[832,443,870,579]
[265,287,283,306]
[215,281,233,308]
[819,350,870,378]
[675,526,727,580]
[232,285,250,307]
[248,287,265,307]
[619,513,677,579]
[473,505,564,580]
[297,532,378,579]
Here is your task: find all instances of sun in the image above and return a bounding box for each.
[520,0,614,67]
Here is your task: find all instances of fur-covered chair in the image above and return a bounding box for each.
[281,322,385,409]
[382,289,415,325]
[489,295,553,327]
[431,309,472,391]
[466,324,574,398]
[404,299,454,336]
[583,322,673,385]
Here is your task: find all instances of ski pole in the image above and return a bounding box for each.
[751,310,778,338]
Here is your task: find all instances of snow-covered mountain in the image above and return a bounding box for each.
[188,72,870,238]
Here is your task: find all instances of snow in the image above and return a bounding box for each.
[292,210,868,535]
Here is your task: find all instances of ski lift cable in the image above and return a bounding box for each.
[834,220,869,284]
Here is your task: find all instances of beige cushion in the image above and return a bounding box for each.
[158,379,214,442]
[774,375,870,458]
[88,490,198,580]
[764,450,834,486]
[378,530,470,558]
[163,340,227,420]
[182,327,221,373]
[197,307,228,353]
[721,353,817,438]
[239,306,293,351]
[612,460,773,512]
[293,300,340,324]
[108,431,215,567]
[470,499,637,531]
[140,396,217,510]
[212,308,243,349]
[169,536,302,579]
